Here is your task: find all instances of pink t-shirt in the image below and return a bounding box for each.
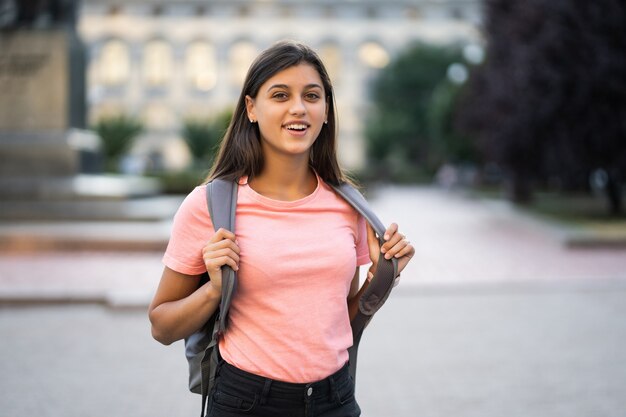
[163,176,370,383]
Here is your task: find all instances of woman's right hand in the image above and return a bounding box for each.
[202,228,240,292]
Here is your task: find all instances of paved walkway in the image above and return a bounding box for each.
[0,186,624,306]
[1,186,625,417]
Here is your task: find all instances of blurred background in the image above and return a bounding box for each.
[1,1,625,416]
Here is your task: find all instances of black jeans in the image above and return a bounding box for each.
[206,360,361,417]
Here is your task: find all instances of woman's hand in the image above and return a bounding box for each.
[202,228,240,292]
[366,223,414,285]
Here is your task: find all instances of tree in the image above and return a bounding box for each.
[458,0,626,213]
[427,80,480,167]
[365,43,465,181]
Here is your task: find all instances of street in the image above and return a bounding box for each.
[1,282,625,417]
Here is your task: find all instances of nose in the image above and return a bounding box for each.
[289,97,306,116]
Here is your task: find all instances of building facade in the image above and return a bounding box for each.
[79,0,482,171]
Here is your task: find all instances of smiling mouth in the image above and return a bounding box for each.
[284,123,309,132]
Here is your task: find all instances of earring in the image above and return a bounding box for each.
[324,120,328,124]
[249,118,256,123]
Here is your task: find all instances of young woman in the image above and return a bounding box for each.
[149,40,414,417]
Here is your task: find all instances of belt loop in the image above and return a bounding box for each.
[328,372,341,403]
[259,378,272,405]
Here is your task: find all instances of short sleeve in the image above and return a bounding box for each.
[162,186,215,275]
[355,214,370,266]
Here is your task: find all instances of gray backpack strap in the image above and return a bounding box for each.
[331,183,399,382]
[207,178,239,333]
[199,178,238,417]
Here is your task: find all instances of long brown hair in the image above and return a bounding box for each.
[207,40,351,186]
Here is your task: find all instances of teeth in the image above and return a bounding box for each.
[286,124,307,130]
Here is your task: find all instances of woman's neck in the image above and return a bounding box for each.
[249,154,317,201]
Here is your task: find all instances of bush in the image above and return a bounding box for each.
[93,115,143,172]
[153,169,209,194]
[182,109,232,169]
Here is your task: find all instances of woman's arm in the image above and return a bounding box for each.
[348,266,369,321]
[148,267,221,345]
[148,228,240,345]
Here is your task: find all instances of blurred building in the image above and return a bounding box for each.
[79,0,482,171]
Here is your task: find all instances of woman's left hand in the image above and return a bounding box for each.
[367,223,415,285]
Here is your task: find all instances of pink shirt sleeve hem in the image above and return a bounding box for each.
[162,253,207,276]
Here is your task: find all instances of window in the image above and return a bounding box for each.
[143,39,173,88]
[319,43,342,84]
[98,39,130,86]
[89,102,125,125]
[143,102,175,130]
[358,42,390,69]
[185,41,217,92]
[229,41,257,87]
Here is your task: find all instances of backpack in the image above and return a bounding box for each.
[185,178,399,417]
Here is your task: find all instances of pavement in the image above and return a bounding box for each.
[1,185,626,417]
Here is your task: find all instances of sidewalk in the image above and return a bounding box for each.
[0,185,625,307]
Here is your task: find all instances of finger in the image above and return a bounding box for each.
[211,228,237,243]
[212,256,239,271]
[383,238,409,260]
[206,238,241,255]
[204,254,240,272]
[204,247,240,264]
[384,223,398,241]
[393,241,415,259]
[381,232,404,255]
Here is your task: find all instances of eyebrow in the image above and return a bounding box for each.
[266,83,324,92]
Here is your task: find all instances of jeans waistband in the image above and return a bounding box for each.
[218,361,351,401]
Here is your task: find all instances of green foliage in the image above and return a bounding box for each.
[365,42,465,182]
[93,115,143,172]
[426,80,479,166]
[182,109,232,168]
[458,0,626,212]
[153,169,209,194]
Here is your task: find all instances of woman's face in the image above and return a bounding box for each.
[245,63,328,160]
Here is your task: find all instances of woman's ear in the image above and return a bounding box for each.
[325,99,329,123]
[245,95,256,122]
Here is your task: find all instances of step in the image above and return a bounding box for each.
[0,195,185,221]
[0,221,172,252]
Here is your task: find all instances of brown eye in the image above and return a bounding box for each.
[305,92,320,101]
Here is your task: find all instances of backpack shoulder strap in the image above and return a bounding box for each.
[331,183,399,313]
[198,178,239,417]
[206,178,239,333]
[331,182,399,381]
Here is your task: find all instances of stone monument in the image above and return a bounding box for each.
[0,0,98,199]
